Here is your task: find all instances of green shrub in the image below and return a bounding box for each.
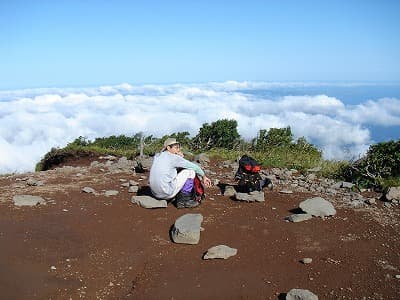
[191,119,240,150]
[341,139,400,188]
[253,127,293,151]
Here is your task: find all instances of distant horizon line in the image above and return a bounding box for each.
[2,79,400,92]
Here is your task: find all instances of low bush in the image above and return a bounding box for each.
[341,140,400,189]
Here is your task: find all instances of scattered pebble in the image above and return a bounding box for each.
[301,258,313,264]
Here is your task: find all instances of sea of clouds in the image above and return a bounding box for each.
[1,81,400,174]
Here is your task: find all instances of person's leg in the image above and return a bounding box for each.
[170,169,195,199]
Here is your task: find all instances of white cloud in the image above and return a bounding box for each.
[339,98,400,126]
[0,81,398,173]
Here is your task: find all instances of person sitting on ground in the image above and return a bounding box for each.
[149,137,212,208]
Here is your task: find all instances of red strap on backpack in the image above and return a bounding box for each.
[243,164,252,172]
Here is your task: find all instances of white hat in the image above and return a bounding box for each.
[162,137,180,151]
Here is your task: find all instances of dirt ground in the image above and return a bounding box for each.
[0,157,399,300]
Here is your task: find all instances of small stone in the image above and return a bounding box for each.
[82,187,95,193]
[301,258,313,264]
[386,186,400,201]
[285,214,313,223]
[131,196,167,208]
[13,195,46,207]
[128,185,139,193]
[50,266,56,270]
[203,245,237,260]
[235,191,264,202]
[341,182,355,189]
[129,180,139,186]
[383,202,392,208]
[104,190,119,197]
[279,189,293,194]
[395,274,400,279]
[223,185,236,197]
[365,198,376,205]
[26,178,43,186]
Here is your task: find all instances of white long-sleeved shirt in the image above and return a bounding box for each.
[149,151,204,199]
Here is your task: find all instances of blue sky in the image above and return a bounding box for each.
[1,0,399,89]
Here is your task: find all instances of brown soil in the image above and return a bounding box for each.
[0,157,399,299]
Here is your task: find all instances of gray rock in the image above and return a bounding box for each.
[349,200,366,209]
[331,181,354,189]
[235,191,265,202]
[386,186,400,201]
[325,188,337,195]
[203,245,237,260]
[129,180,139,186]
[108,156,135,173]
[194,153,210,165]
[286,288,318,300]
[135,156,153,170]
[82,187,96,193]
[131,196,167,208]
[279,189,293,194]
[299,197,336,217]
[330,181,343,189]
[104,190,119,197]
[341,181,355,189]
[100,155,117,160]
[128,185,139,193]
[285,213,313,223]
[26,178,44,186]
[90,161,104,168]
[171,213,203,244]
[365,198,377,205]
[13,195,46,207]
[306,173,317,182]
[223,185,236,197]
[383,202,392,208]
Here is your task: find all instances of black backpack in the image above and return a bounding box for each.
[235,155,263,193]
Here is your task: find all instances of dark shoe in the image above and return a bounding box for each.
[175,191,192,209]
[175,199,185,209]
[183,199,200,208]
